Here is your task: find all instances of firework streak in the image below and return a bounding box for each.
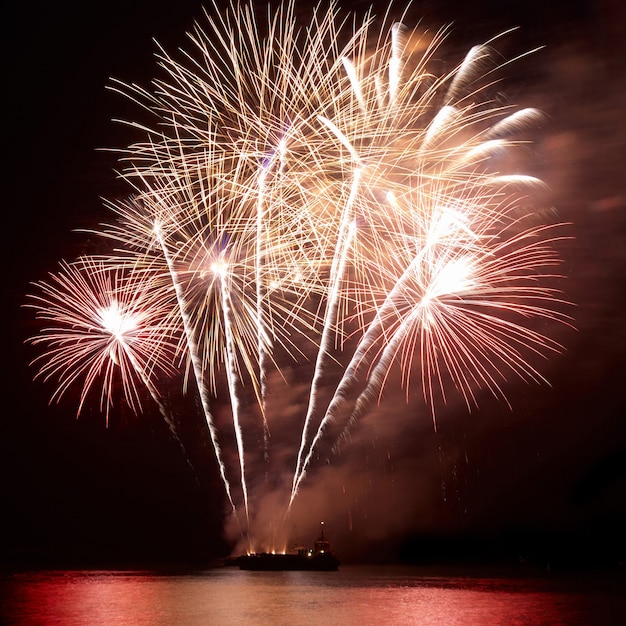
[27,2,572,546]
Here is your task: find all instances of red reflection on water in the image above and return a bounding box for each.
[3,571,171,625]
[1,569,622,625]
[356,584,571,625]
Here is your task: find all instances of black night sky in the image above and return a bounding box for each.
[2,0,625,569]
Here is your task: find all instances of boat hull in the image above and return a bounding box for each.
[237,553,339,571]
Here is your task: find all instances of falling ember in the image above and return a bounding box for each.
[26,1,573,548]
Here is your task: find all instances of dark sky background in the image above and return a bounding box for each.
[2,0,625,568]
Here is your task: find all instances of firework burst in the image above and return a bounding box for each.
[27,1,572,548]
[26,257,179,424]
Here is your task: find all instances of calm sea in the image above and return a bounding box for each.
[1,565,624,625]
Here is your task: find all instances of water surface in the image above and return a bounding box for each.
[2,565,624,625]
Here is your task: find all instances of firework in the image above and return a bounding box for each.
[27,1,572,547]
[26,257,179,424]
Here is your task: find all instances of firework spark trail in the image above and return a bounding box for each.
[388,22,403,103]
[218,266,251,526]
[255,161,271,465]
[290,173,360,507]
[252,134,294,466]
[287,217,358,504]
[155,225,242,528]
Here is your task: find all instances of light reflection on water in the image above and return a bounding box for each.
[1,566,624,625]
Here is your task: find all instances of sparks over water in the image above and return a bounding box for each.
[26,1,572,550]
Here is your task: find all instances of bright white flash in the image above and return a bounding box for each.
[98,300,138,339]
[424,257,475,303]
[211,260,229,278]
